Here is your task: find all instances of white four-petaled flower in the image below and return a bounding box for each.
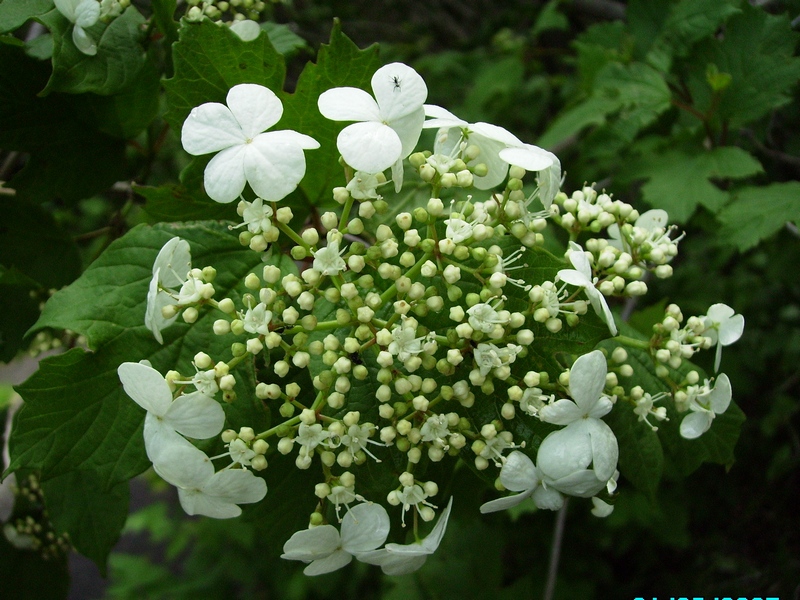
[118,361,225,462]
[182,83,320,203]
[360,497,454,575]
[702,304,745,372]
[317,63,427,191]
[54,0,100,56]
[281,502,390,575]
[679,373,732,439]
[479,451,564,514]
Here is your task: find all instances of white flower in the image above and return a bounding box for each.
[702,304,745,372]
[294,423,331,459]
[479,451,564,513]
[281,502,390,575]
[152,444,267,519]
[54,0,100,56]
[243,302,273,336]
[535,351,619,496]
[608,209,670,250]
[117,362,225,462]
[473,343,521,377]
[317,63,427,191]
[181,83,320,203]
[145,237,192,344]
[679,374,732,439]
[423,106,523,189]
[359,497,454,575]
[239,197,274,235]
[499,143,561,208]
[556,242,617,335]
[467,302,508,334]
[346,171,385,199]
[313,240,347,277]
[388,323,425,363]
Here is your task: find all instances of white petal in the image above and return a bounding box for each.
[471,122,523,147]
[556,268,591,288]
[537,154,562,208]
[54,0,79,21]
[372,63,427,121]
[337,121,402,173]
[203,144,248,203]
[549,470,606,497]
[585,286,618,336]
[229,20,261,42]
[72,25,97,56]
[709,374,732,415]
[537,425,592,481]
[479,492,531,514]
[569,350,607,412]
[226,84,283,139]
[391,157,404,193]
[304,549,352,576]
[74,0,99,27]
[144,273,166,344]
[468,134,511,190]
[422,104,466,129]
[164,392,225,439]
[714,342,723,373]
[706,303,735,323]
[498,450,539,492]
[318,87,381,122]
[591,497,614,518]
[117,362,172,416]
[389,106,425,159]
[538,399,584,425]
[419,496,453,552]
[178,488,242,519]
[181,103,245,156]
[0,473,17,522]
[204,468,267,505]
[719,314,744,346]
[359,549,427,576]
[152,443,214,489]
[586,419,619,482]
[282,525,341,561]
[680,411,713,439]
[499,145,553,171]
[341,503,390,553]
[567,242,593,277]
[532,486,564,511]
[143,413,195,462]
[153,237,192,286]
[587,396,613,419]
[244,133,307,201]
[635,209,669,230]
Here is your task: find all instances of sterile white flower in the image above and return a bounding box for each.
[54,0,100,56]
[317,63,427,191]
[479,451,564,513]
[359,497,454,575]
[422,106,523,189]
[702,304,745,372]
[118,361,225,461]
[152,443,267,519]
[557,242,617,335]
[535,351,619,496]
[679,373,732,439]
[145,237,192,344]
[181,83,320,203]
[281,502,390,575]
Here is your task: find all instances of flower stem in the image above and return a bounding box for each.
[543,498,568,600]
[610,335,651,350]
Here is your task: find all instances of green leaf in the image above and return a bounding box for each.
[0,45,126,203]
[654,0,740,59]
[631,146,763,222]
[136,183,239,222]
[0,0,53,33]
[39,6,147,96]
[604,399,663,498]
[151,0,178,47]
[539,96,621,149]
[686,5,800,127]
[0,267,41,362]
[280,20,380,204]
[717,182,800,251]
[41,470,129,572]
[262,21,308,56]
[163,17,286,134]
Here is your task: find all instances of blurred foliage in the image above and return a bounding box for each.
[0,0,798,597]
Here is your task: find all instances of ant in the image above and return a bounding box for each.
[390,75,401,92]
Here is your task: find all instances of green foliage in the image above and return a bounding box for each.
[717,182,800,251]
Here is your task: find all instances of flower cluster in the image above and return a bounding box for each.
[118,62,745,576]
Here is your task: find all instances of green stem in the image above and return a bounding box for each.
[338,195,355,231]
[277,221,310,250]
[610,335,651,350]
[380,251,433,304]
